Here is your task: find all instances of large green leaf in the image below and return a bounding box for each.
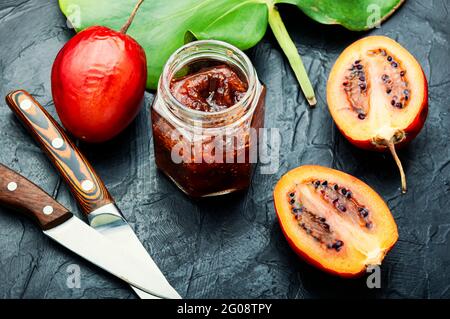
[59,0,404,103]
[59,0,268,90]
[279,0,405,31]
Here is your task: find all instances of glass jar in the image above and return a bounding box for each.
[151,40,265,197]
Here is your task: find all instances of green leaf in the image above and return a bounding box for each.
[59,0,269,90]
[59,0,403,103]
[280,0,405,31]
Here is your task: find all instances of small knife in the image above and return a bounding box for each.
[6,90,181,299]
[0,164,172,297]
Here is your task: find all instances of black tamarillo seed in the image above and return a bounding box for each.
[333,240,344,251]
[366,221,373,229]
[386,88,392,94]
[358,113,366,120]
[404,89,409,95]
[382,74,389,81]
[322,180,328,187]
[334,184,339,191]
[400,70,406,76]
[290,199,295,204]
[404,95,409,101]
[354,60,361,64]
[359,76,365,82]
[391,99,396,106]
[387,56,393,62]
[346,192,352,199]
[359,83,366,90]
[391,62,398,68]
[343,81,349,86]
[341,188,347,195]
[396,102,403,108]
[332,198,339,205]
[320,217,326,223]
[327,243,334,249]
[359,208,369,217]
[356,64,363,70]
[339,205,347,212]
[314,180,321,188]
[289,192,295,198]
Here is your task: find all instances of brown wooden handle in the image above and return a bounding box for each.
[0,164,72,230]
[5,90,114,216]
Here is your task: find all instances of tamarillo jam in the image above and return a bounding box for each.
[151,40,265,197]
[170,64,248,112]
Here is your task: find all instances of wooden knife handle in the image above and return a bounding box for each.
[0,164,72,230]
[5,90,114,216]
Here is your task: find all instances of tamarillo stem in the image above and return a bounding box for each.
[120,0,144,34]
[386,141,407,194]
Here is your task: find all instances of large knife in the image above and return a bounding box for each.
[0,164,172,298]
[6,90,181,299]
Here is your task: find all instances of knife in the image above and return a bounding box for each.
[0,163,173,298]
[6,90,181,299]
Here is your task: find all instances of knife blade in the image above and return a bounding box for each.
[6,90,181,299]
[88,204,181,299]
[0,164,173,298]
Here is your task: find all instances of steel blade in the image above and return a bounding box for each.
[88,204,181,299]
[44,216,179,299]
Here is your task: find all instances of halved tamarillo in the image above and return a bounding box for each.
[327,36,428,193]
[274,165,398,277]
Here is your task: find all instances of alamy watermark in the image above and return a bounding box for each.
[366,265,381,289]
[367,4,382,29]
[66,264,81,289]
[65,4,81,29]
[170,127,281,175]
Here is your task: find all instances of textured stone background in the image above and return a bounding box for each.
[0,0,449,299]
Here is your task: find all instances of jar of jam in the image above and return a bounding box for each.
[151,40,265,197]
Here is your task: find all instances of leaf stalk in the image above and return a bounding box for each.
[268,5,316,106]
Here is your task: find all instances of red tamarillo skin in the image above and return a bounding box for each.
[51,25,147,143]
[327,36,428,192]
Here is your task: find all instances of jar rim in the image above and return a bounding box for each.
[160,39,258,119]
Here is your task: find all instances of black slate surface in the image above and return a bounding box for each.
[0,0,449,299]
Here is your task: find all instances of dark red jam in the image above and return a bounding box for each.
[170,65,248,112]
[152,62,265,197]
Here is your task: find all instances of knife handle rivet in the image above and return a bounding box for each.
[81,180,94,192]
[20,99,32,111]
[51,137,64,149]
[43,205,54,215]
[7,182,18,191]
